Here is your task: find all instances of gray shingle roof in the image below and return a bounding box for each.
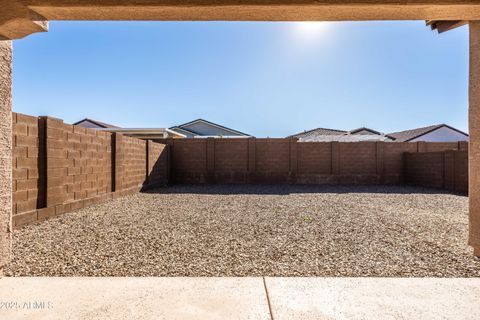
[349,127,382,135]
[290,127,394,142]
[73,118,119,129]
[288,128,347,139]
[169,118,251,137]
[388,124,468,142]
[298,134,394,142]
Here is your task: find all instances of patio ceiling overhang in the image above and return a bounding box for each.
[2,0,480,39]
[428,19,468,33]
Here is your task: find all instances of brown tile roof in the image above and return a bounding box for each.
[388,124,468,142]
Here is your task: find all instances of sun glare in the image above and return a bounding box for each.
[294,22,328,38]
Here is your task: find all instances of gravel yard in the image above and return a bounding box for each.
[5,185,480,277]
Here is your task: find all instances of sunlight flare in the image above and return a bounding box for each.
[294,21,328,38]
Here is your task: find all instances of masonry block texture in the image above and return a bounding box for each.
[147,140,169,187]
[10,115,469,231]
[44,118,113,211]
[162,138,466,187]
[214,138,249,182]
[0,40,12,272]
[12,113,169,228]
[404,151,468,193]
[12,113,43,217]
[116,135,147,191]
[171,139,208,183]
[255,139,290,183]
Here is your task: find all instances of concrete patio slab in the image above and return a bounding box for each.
[265,277,480,320]
[0,277,271,320]
[1,277,479,319]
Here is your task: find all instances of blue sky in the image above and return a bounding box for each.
[12,21,468,137]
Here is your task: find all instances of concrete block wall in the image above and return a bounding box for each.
[12,113,169,227]
[454,150,468,193]
[213,138,249,183]
[418,141,467,152]
[170,138,208,183]
[338,142,377,183]
[254,139,291,183]
[164,138,466,186]
[43,117,114,220]
[12,113,43,222]
[297,142,332,174]
[11,112,468,228]
[120,135,147,190]
[147,140,170,187]
[404,150,468,194]
[63,124,112,202]
[383,142,418,184]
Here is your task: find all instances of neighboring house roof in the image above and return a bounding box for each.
[168,126,199,136]
[290,127,394,142]
[170,118,251,137]
[349,127,382,135]
[73,118,119,129]
[289,127,347,139]
[73,118,183,139]
[388,124,469,142]
[299,134,394,142]
[99,128,185,139]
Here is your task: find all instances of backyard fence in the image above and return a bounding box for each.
[12,113,169,227]
[404,150,468,193]
[12,111,469,228]
[158,138,467,186]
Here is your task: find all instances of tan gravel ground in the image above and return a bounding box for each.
[5,185,480,277]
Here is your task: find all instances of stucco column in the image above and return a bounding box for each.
[469,21,480,257]
[0,40,12,273]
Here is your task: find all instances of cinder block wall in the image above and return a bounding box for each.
[404,150,468,193]
[383,142,418,184]
[12,113,169,227]
[162,138,465,186]
[147,140,170,187]
[115,134,147,191]
[12,113,43,218]
[12,112,467,227]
